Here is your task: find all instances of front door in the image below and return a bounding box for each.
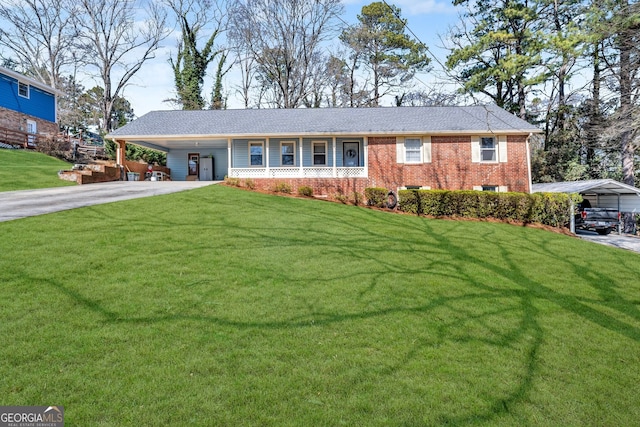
[343,142,359,167]
[188,153,200,177]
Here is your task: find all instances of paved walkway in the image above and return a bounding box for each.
[0,181,218,222]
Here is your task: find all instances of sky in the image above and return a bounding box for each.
[113,0,462,118]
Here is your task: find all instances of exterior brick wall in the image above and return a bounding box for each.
[247,177,369,198]
[231,134,531,197]
[367,135,531,193]
[0,106,58,135]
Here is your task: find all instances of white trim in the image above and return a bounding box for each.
[471,136,481,163]
[473,186,483,191]
[526,133,533,193]
[498,135,508,163]
[248,140,265,167]
[423,136,432,163]
[332,137,337,177]
[404,137,422,163]
[298,138,303,175]
[18,81,30,98]
[499,186,508,192]
[480,136,498,162]
[280,140,296,166]
[0,65,64,96]
[396,137,405,164]
[364,136,369,177]
[312,140,328,166]
[107,129,540,141]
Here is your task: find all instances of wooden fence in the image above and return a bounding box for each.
[0,125,39,148]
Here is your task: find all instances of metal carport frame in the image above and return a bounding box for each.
[532,179,640,233]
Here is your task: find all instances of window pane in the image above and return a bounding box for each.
[18,82,28,97]
[481,137,495,148]
[481,150,496,161]
[281,143,294,154]
[313,143,326,165]
[405,139,421,163]
[250,144,263,166]
[282,154,294,165]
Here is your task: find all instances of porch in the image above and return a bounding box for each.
[227,136,368,180]
[229,166,367,179]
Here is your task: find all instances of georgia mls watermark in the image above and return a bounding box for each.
[0,406,64,427]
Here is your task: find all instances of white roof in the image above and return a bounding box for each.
[532,179,640,195]
[533,179,640,212]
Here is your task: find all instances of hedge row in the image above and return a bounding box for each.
[397,190,573,228]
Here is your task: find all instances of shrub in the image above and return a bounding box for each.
[398,190,420,214]
[398,189,572,228]
[334,193,348,204]
[352,191,363,206]
[224,176,241,187]
[365,187,388,208]
[298,186,314,197]
[244,179,255,190]
[273,182,292,194]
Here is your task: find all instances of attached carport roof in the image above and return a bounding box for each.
[532,179,640,212]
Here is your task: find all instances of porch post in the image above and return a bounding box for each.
[115,139,126,181]
[227,138,232,177]
[332,137,337,178]
[266,138,270,177]
[363,137,369,177]
[115,139,126,166]
[299,138,303,177]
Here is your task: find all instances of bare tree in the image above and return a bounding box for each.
[0,0,78,89]
[75,0,168,131]
[229,0,343,108]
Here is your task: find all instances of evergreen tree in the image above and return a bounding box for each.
[340,2,430,107]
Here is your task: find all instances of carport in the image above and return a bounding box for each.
[532,179,640,233]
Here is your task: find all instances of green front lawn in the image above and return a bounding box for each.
[0,149,75,191]
[1,185,639,425]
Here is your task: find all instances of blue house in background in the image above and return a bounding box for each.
[0,65,63,148]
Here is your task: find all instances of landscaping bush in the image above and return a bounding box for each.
[224,176,241,187]
[352,191,363,206]
[398,189,572,228]
[365,187,388,208]
[334,193,348,204]
[398,190,420,214]
[273,182,292,194]
[298,186,314,197]
[244,179,255,190]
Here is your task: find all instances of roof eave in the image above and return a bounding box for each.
[0,66,65,97]
[106,129,541,141]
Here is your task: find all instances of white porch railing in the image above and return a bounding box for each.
[229,167,366,179]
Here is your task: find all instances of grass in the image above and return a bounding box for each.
[0,149,75,191]
[1,185,639,426]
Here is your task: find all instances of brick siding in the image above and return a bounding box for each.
[0,106,58,135]
[367,135,531,193]
[238,135,530,197]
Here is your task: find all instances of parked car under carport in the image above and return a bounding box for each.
[532,179,640,235]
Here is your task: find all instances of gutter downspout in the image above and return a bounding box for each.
[526,133,533,193]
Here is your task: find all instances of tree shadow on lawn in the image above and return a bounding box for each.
[39,200,640,424]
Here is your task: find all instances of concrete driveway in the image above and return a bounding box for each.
[0,181,218,222]
[576,229,640,254]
